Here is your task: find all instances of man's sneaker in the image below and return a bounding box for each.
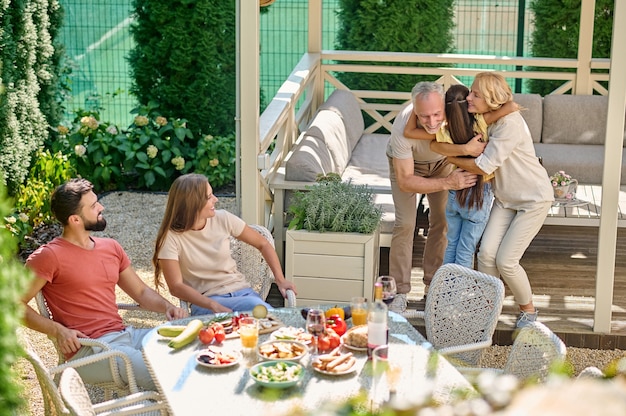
[388,293,407,313]
[516,309,538,328]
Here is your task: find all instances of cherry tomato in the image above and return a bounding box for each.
[326,314,348,336]
[326,327,341,349]
[317,334,331,352]
[214,331,226,343]
[198,327,215,345]
[211,322,226,343]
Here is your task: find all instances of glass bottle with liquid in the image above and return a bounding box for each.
[367,282,389,359]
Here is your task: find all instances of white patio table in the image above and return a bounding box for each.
[141,308,474,415]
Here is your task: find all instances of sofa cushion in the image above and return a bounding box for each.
[534,143,610,185]
[542,95,608,145]
[305,109,352,173]
[513,93,543,143]
[284,134,336,181]
[319,89,364,152]
[342,134,390,189]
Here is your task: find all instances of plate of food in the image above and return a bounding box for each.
[257,340,308,362]
[311,350,357,375]
[196,346,242,368]
[269,326,313,344]
[249,360,304,389]
[341,325,368,352]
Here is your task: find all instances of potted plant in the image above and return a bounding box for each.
[285,174,383,305]
[550,170,578,200]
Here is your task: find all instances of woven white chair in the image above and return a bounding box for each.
[18,329,143,416]
[503,321,567,382]
[180,224,296,310]
[460,321,567,383]
[59,367,168,416]
[403,263,505,366]
[35,292,140,400]
[19,329,70,416]
[577,366,605,379]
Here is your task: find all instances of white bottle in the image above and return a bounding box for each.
[367,282,388,359]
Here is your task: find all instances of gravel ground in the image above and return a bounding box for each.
[15,192,626,415]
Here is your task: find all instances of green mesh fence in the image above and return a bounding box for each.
[59,0,530,127]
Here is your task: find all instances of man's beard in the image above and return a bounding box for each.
[84,216,107,232]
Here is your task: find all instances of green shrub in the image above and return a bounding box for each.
[0,182,30,414]
[0,0,61,192]
[288,174,382,234]
[335,0,454,94]
[128,0,237,138]
[53,110,125,192]
[120,102,195,191]
[48,105,235,193]
[37,1,67,140]
[5,149,74,250]
[193,133,236,189]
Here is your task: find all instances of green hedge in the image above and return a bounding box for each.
[128,0,237,138]
[335,0,455,94]
[528,0,613,95]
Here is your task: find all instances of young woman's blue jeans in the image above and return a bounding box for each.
[190,287,273,316]
[443,183,494,268]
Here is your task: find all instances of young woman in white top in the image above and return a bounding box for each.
[153,173,297,315]
[449,72,554,328]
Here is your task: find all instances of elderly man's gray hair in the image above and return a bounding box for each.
[411,82,445,102]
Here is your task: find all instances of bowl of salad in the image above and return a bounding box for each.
[249,360,304,389]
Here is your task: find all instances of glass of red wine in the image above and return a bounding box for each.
[376,275,397,305]
[306,308,326,355]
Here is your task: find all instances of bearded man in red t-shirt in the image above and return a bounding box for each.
[22,178,188,390]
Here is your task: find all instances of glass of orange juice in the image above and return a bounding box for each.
[239,317,259,349]
[351,296,368,326]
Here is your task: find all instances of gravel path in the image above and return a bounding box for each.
[16,192,625,415]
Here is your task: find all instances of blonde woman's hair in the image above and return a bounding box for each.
[473,72,513,110]
[152,173,211,289]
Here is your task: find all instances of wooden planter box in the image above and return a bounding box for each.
[285,229,380,306]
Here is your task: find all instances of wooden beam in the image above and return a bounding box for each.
[594,0,626,333]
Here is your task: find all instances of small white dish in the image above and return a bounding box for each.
[196,347,241,368]
[269,326,313,344]
[257,340,308,362]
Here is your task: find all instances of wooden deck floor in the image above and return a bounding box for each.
[379,225,626,350]
[268,224,626,350]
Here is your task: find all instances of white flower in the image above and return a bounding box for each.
[74,144,87,157]
[106,125,119,135]
[147,145,158,159]
[18,213,29,222]
[204,134,214,141]
[4,216,16,224]
[134,115,149,127]
[209,158,219,167]
[80,116,99,130]
[156,116,168,126]
[172,156,185,171]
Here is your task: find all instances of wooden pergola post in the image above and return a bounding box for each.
[237,0,262,224]
[594,0,626,333]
